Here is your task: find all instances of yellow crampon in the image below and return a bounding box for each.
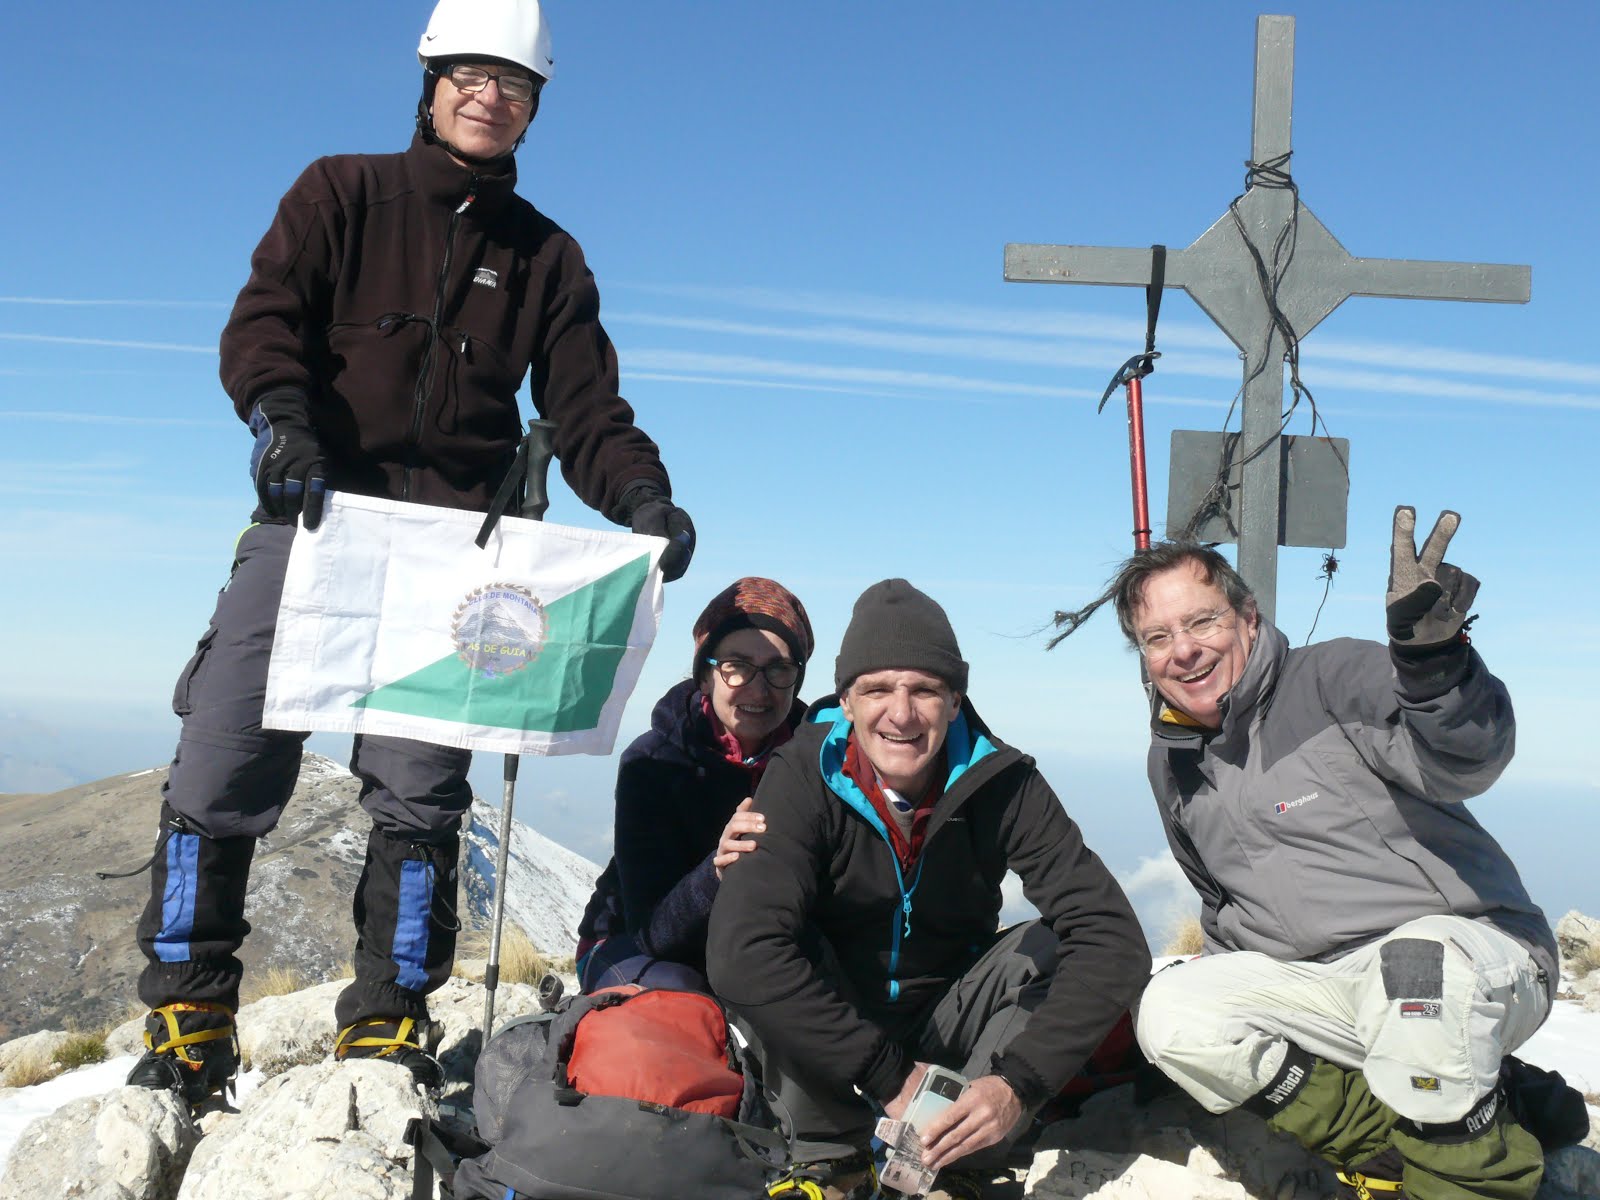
[766,1178,826,1200]
[1335,1169,1405,1199]
[143,1001,236,1067]
[335,1016,425,1060]
[766,1158,875,1200]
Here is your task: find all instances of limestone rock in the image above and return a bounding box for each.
[233,980,346,1077]
[1022,1087,1340,1199]
[107,1011,149,1056]
[176,1059,432,1200]
[0,1028,70,1085]
[1554,911,1600,976]
[0,1085,196,1200]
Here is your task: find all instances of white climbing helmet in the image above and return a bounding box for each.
[417,0,555,82]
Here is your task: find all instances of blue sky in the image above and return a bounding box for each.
[3,2,1595,941]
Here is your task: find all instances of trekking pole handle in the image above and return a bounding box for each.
[520,419,557,522]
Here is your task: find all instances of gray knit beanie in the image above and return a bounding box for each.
[834,578,968,694]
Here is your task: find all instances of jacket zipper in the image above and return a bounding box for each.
[884,855,926,1001]
[403,177,478,500]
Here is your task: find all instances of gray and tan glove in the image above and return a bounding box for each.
[1386,506,1479,652]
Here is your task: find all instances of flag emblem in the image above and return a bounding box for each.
[454,584,547,678]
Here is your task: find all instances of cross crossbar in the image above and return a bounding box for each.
[1004,14,1530,620]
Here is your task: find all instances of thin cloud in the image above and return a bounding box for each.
[0,332,215,354]
[622,317,1596,411]
[0,410,230,428]
[611,311,1242,378]
[0,296,227,310]
[627,371,912,400]
[626,349,1101,402]
[617,282,1600,391]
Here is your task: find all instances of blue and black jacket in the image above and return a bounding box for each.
[706,697,1148,1108]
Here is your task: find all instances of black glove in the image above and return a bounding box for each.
[249,393,327,530]
[615,481,695,582]
[1386,506,1480,651]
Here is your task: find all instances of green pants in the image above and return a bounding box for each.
[1263,1056,1543,1200]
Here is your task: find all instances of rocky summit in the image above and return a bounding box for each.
[1,967,1597,1199]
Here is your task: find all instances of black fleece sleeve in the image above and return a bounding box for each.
[992,767,1151,1096]
[219,159,343,422]
[706,750,909,1105]
[532,234,670,520]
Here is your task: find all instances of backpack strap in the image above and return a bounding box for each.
[405,1118,488,1200]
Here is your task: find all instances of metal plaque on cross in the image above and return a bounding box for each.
[1004,14,1529,620]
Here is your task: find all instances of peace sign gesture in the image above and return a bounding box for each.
[1386,507,1480,649]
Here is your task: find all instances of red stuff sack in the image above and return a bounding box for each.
[567,985,743,1117]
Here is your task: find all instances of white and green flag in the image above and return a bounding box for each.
[262,493,664,755]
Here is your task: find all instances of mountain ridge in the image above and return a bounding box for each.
[0,753,600,1041]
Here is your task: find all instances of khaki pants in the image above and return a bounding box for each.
[1135,915,1549,1124]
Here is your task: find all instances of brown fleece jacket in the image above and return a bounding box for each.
[220,133,669,515]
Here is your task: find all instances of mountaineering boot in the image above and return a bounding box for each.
[1387,1092,1544,1200]
[1242,1046,1401,1177]
[1337,1146,1407,1199]
[126,1002,239,1107]
[335,1016,444,1088]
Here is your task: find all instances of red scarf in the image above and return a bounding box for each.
[842,733,943,871]
[700,693,793,790]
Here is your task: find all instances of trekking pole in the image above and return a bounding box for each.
[482,418,557,1038]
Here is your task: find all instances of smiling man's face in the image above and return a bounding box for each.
[840,668,961,796]
[1132,559,1259,729]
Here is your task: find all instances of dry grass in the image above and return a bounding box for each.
[53,1030,108,1070]
[457,922,574,986]
[1161,914,1206,957]
[1568,943,1600,980]
[241,965,311,1004]
[1,1044,61,1088]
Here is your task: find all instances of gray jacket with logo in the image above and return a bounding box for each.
[1148,621,1557,990]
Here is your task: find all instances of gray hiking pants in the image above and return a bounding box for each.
[137,521,471,1024]
[733,920,1058,1157]
[1135,914,1550,1124]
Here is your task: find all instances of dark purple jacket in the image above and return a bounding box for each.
[581,679,805,973]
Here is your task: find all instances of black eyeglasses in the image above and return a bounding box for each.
[439,63,540,104]
[706,657,801,690]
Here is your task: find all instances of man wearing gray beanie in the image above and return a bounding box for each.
[708,580,1149,1199]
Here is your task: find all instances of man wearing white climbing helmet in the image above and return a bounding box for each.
[417,0,553,163]
[125,0,695,1109]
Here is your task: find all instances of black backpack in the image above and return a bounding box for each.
[414,987,856,1200]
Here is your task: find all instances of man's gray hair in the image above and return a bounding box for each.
[1109,542,1257,647]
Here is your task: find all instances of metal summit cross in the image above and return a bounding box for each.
[1004,14,1530,620]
